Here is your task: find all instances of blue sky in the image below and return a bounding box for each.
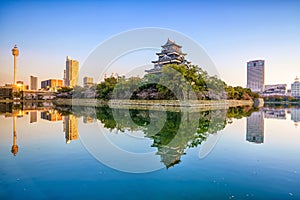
[0,0,300,87]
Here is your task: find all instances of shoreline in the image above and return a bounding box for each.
[0,99,53,103]
[0,98,259,112]
[52,98,254,110]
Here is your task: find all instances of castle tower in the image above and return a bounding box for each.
[11,45,19,85]
[145,39,190,74]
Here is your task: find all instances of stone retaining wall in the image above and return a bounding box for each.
[53,98,253,111]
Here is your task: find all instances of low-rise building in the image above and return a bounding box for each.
[41,79,63,91]
[262,84,287,96]
[0,85,13,99]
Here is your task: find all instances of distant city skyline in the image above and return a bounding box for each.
[0,0,300,87]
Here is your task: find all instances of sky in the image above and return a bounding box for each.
[0,0,300,88]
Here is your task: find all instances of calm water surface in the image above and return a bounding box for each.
[0,104,300,199]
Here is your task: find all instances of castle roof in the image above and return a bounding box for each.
[162,38,182,48]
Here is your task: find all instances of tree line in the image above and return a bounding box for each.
[55,64,259,100]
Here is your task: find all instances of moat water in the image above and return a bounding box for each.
[0,104,300,199]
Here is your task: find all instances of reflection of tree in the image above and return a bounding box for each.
[226,106,258,119]
[96,106,117,130]
[95,107,229,168]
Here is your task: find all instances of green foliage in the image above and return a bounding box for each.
[96,77,118,100]
[95,64,257,101]
[57,87,73,93]
[226,106,258,119]
[225,86,259,100]
[263,95,299,102]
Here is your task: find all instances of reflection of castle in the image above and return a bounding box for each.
[63,115,78,143]
[290,108,300,127]
[156,146,184,169]
[246,111,264,144]
[41,110,62,121]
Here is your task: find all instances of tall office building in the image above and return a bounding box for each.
[247,60,265,92]
[30,76,38,90]
[291,77,300,98]
[246,111,264,144]
[65,56,79,87]
[83,76,94,88]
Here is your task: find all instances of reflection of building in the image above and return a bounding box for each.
[30,76,38,90]
[145,39,190,74]
[262,84,287,96]
[41,110,62,121]
[83,116,96,124]
[263,108,286,119]
[291,108,300,127]
[41,79,63,91]
[63,115,78,143]
[11,116,18,156]
[291,77,300,98]
[0,102,12,113]
[246,111,264,143]
[83,77,94,88]
[65,56,79,87]
[246,60,265,92]
[30,111,37,123]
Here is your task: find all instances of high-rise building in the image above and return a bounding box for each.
[247,60,265,93]
[246,111,264,144]
[41,79,63,91]
[291,77,300,98]
[30,76,38,90]
[65,56,79,87]
[83,76,94,88]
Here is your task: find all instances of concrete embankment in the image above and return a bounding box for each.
[0,99,52,103]
[53,98,254,112]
